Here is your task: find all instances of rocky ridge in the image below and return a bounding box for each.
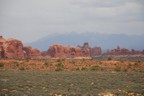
[42,42,101,58]
[0,36,41,59]
[0,36,144,59]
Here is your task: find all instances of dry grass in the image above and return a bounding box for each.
[0,58,144,95]
[0,59,144,72]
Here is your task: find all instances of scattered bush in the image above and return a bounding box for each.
[134,61,141,66]
[57,59,62,63]
[134,62,138,66]
[71,60,76,64]
[75,67,80,71]
[0,62,4,67]
[99,61,102,64]
[120,60,124,63]
[56,62,63,67]
[91,65,101,71]
[114,65,121,72]
[13,61,19,66]
[127,63,132,69]
[30,63,35,65]
[123,68,128,72]
[61,58,65,61]
[82,58,86,62]
[81,67,87,71]
[13,61,19,64]
[44,62,51,67]
[19,67,25,70]
[107,57,112,61]
[55,67,63,71]
[55,62,64,71]
[137,60,141,63]
[25,58,30,62]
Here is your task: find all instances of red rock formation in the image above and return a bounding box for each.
[0,36,6,58]
[81,43,91,57]
[105,46,143,55]
[45,43,102,58]
[90,47,102,57]
[83,42,90,48]
[23,46,41,58]
[3,35,144,58]
[3,38,25,58]
[0,36,6,43]
[142,50,144,53]
[0,46,4,58]
[47,44,83,58]
[0,36,41,59]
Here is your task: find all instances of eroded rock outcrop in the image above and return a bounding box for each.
[44,42,102,58]
[90,47,102,57]
[80,42,91,57]
[106,46,143,55]
[0,36,6,58]
[2,35,144,59]
[3,38,25,58]
[23,46,41,58]
[0,36,41,59]
[47,44,83,58]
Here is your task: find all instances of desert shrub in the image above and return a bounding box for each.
[0,62,4,67]
[120,60,124,63]
[57,59,62,63]
[13,61,19,66]
[114,65,121,72]
[137,60,141,63]
[91,65,101,71]
[30,63,35,65]
[56,62,63,67]
[71,60,76,64]
[123,68,128,72]
[61,58,65,61]
[44,62,51,67]
[134,61,141,66]
[19,67,25,70]
[55,62,64,71]
[99,61,102,64]
[81,67,87,71]
[107,57,112,61]
[139,69,144,72]
[82,58,86,62]
[134,62,138,66]
[55,67,63,71]
[75,67,80,71]
[13,61,18,64]
[127,63,132,69]
[25,58,30,62]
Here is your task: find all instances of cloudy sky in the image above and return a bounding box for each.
[0,0,144,43]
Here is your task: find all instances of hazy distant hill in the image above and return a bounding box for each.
[26,33,144,51]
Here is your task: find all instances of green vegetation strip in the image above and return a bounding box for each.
[0,70,144,96]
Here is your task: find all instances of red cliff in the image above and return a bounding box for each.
[47,44,83,58]
[3,38,25,58]
[23,46,41,58]
[0,36,41,59]
[44,43,102,58]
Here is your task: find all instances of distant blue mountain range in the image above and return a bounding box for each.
[25,32,144,51]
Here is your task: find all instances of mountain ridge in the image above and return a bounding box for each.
[25,32,144,51]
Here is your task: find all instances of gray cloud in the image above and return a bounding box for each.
[0,0,144,43]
